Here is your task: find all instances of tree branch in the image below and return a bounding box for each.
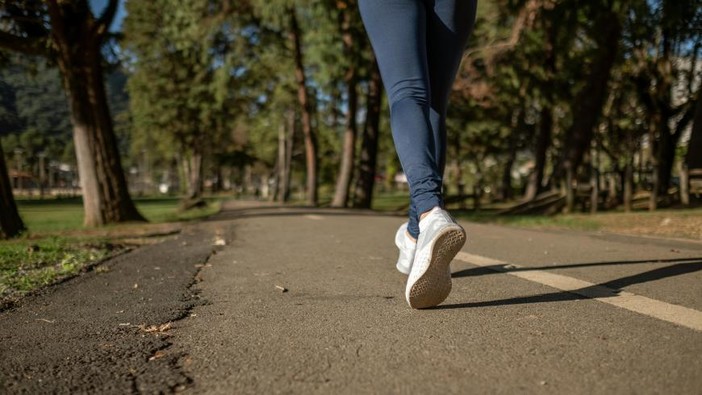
[464,0,548,61]
[673,95,697,139]
[94,0,119,40]
[0,31,46,56]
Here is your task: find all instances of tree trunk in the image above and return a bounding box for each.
[274,122,285,201]
[685,95,702,170]
[525,106,552,201]
[648,17,693,205]
[353,59,383,209]
[0,139,26,239]
[331,78,358,207]
[183,151,203,201]
[289,7,318,206]
[331,6,361,208]
[48,1,144,226]
[275,110,295,203]
[650,43,676,199]
[564,166,575,213]
[279,110,295,203]
[450,131,467,209]
[654,124,677,197]
[680,163,689,206]
[590,165,599,213]
[501,110,521,201]
[624,159,633,212]
[213,165,224,194]
[554,11,621,192]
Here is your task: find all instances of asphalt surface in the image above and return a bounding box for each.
[0,224,218,393]
[1,202,701,394]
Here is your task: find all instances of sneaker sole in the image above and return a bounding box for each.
[407,227,466,309]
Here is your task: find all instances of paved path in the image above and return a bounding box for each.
[2,202,701,393]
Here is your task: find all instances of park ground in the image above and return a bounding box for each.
[0,198,701,393]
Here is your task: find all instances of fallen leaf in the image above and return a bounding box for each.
[140,322,173,333]
[149,350,167,361]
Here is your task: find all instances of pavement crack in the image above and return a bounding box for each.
[141,242,218,393]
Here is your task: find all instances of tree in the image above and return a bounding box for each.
[125,0,211,203]
[330,0,362,208]
[687,95,702,170]
[635,0,701,208]
[0,78,25,238]
[0,0,145,226]
[554,3,623,212]
[0,138,25,239]
[353,58,383,208]
[288,7,319,205]
[251,0,320,205]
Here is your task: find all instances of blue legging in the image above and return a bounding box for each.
[359,0,477,238]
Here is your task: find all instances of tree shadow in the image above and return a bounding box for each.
[451,257,702,278]
[435,259,702,310]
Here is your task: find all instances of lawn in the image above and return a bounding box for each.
[370,192,701,240]
[16,196,221,233]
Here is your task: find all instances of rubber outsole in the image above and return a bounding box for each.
[407,227,466,309]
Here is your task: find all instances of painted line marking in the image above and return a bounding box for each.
[454,252,702,332]
[304,214,324,220]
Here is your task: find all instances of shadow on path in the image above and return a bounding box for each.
[437,259,702,310]
[452,257,702,278]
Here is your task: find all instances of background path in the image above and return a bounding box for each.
[1,202,701,393]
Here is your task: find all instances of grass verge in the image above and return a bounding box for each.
[453,208,701,240]
[0,237,123,309]
[0,196,223,308]
[371,192,701,240]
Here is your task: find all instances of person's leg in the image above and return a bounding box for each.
[426,0,477,178]
[402,0,475,308]
[358,0,442,240]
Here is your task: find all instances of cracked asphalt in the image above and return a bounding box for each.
[0,224,218,393]
[1,201,701,394]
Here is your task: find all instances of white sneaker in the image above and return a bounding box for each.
[405,207,466,309]
[395,222,416,275]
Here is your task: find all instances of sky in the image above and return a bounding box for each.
[88,0,127,32]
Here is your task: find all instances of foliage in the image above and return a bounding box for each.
[2,0,699,212]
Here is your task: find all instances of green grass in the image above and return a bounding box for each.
[371,191,410,212]
[1,196,223,307]
[370,191,602,231]
[370,192,700,237]
[16,196,222,233]
[454,211,602,231]
[0,236,118,306]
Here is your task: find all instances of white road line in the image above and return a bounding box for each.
[304,214,324,220]
[455,252,702,332]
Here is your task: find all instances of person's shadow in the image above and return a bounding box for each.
[434,257,702,310]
